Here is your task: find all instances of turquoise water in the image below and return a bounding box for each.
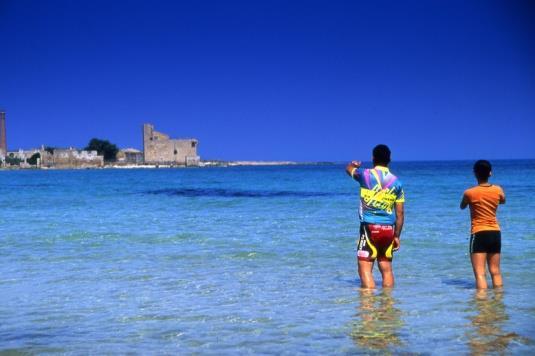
[1,161,534,354]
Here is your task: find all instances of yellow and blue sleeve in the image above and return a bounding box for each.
[395,188,405,203]
[351,167,365,184]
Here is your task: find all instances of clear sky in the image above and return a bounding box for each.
[1,0,534,161]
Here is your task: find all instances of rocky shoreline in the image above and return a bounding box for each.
[0,160,338,170]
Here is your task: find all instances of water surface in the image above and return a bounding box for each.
[1,161,534,353]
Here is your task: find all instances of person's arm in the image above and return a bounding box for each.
[393,202,404,251]
[460,193,469,210]
[499,187,506,204]
[345,161,361,178]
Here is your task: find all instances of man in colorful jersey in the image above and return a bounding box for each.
[346,144,405,288]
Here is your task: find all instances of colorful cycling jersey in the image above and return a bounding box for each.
[350,166,405,225]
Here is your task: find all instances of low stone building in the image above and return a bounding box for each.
[143,124,199,166]
[7,149,40,161]
[116,148,144,165]
[40,147,104,168]
[5,149,40,167]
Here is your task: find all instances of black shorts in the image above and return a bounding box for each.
[470,230,501,254]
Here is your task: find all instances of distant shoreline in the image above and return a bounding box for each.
[2,158,533,170]
[0,160,339,170]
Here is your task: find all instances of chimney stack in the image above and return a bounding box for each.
[0,111,6,157]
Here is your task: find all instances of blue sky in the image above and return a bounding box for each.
[1,0,534,161]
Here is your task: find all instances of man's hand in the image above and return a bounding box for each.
[393,237,400,251]
[345,161,362,176]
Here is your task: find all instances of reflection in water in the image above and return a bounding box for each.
[467,290,525,355]
[350,289,403,351]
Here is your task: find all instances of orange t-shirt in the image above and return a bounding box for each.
[463,184,505,234]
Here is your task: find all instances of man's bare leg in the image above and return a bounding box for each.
[358,260,375,289]
[471,253,488,289]
[378,259,394,288]
[487,253,503,288]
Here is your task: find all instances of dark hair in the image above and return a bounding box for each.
[473,160,492,180]
[373,144,391,166]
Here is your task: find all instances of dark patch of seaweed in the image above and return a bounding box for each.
[144,188,341,198]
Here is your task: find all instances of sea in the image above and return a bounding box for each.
[1,160,534,354]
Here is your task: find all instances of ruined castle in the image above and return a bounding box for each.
[143,124,199,166]
[0,113,200,168]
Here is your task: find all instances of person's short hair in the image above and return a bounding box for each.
[373,144,391,166]
[474,160,492,180]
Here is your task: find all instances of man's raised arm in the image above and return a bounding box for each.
[345,161,361,177]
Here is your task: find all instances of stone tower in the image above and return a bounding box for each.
[142,123,199,166]
[0,111,6,157]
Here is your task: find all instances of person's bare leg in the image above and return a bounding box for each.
[358,260,375,289]
[471,253,488,289]
[378,259,394,288]
[487,253,503,288]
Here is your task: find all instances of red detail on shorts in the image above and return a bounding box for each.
[367,224,395,247]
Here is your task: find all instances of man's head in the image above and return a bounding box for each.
[473,160,492,181]
[372,144,391,166]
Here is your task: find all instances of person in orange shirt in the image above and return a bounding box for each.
[460,160,506,289]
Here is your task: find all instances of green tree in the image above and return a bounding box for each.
[5,156,23,166]
[27,152,41,165]
[85,138,119,162]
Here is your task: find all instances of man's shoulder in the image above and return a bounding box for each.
[464,185,502,198]
[463,186,478,200]
[356,167,374,178]
[464,185,478,194]
[490,184,505,197]
[388,171,402,186]
[352,167,367,180]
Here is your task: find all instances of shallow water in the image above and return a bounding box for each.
[1,161,534,353]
